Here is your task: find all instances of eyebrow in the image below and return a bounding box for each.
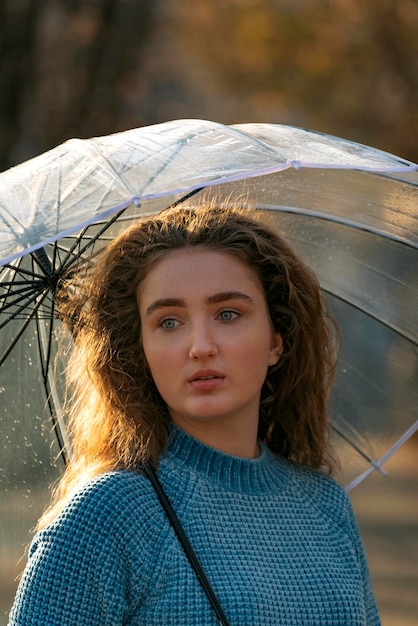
[145,291,254,316]
[145,298,185,316]
[208,291,254,305]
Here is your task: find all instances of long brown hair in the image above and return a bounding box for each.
[40,202,338,528]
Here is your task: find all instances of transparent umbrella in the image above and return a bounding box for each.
[0,120,417,616]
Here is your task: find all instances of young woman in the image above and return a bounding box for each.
[8,203,381,625]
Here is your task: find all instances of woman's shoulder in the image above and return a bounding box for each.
[276,454,354,522]
[41,469,157,542]
[17,470,169,624]
[72,468,152,507]
[76,468,152,503]
[27,469,170,579]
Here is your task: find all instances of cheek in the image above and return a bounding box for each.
[246,329,275,359]
[142,339,177,391]
[236,340,272,379]
[141,336,159,374]
[142,344,162,374]
[143,354,168,398]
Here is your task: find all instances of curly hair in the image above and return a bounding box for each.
[40,201,338,528]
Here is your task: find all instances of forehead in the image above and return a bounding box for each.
[137,247,265,302]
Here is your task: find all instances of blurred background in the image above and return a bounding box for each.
[1,0,418,170]
[0,1,417,624]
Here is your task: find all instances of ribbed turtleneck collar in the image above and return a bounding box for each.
[160,425,290,496]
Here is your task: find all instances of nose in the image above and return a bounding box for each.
[188,322,218,360]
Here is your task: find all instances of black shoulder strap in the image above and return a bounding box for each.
[142,464,232,626]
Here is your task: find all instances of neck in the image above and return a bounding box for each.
[162,425,289,496]
[170,415,260,459]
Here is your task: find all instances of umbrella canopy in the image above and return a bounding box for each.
[1,119,417,613]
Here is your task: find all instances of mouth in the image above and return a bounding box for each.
[188,369,224,383]
[194,375,217,380]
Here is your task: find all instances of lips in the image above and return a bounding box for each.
[188,369,224,382]
[188,369,225,391]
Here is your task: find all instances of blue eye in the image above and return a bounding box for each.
[161,318,177,329]
[219,310,237,321]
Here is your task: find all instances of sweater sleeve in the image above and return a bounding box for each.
[8,472,152,626]
[297,467,382,626]
[344,497,382,626]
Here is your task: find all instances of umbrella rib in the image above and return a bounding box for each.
[59,209,144,235]
[258,204,418,250]
[44,391,69,466]
[40,297,62,393]
[1,278,45,289]
[54,166,63,238]
[32,169,60,234]
[167,187,206,209]
[0,202,28,240]
[0,308,36,365]
[52,191,200,263]
[330,423,376,465]
[0,282,48,366]
[35,303,54,389]
[322,288,417,345]
[87,133,192,198]
[0,283,46,325]
[133,138,191,194]
[73,209,127,259]
[35,310,71,464]
[1,261,49,281]
[1,280,44,301]
[53,208,127,272]
[32,247,56,278]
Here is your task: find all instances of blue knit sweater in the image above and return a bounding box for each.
[9,426,381,625]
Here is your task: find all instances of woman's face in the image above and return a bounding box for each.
[137,247,282,456]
